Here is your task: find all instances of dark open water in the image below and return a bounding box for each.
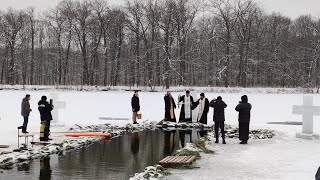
[0,129,208,180]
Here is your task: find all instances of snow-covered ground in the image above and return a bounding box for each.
[166,134,320,180]
[0,89,320,179]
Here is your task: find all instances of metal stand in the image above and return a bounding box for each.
[17,126,34,149]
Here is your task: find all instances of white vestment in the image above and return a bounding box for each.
[184,96,191,119]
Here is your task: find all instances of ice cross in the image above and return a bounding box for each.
[293,96,320,134]
[50,93,66,124]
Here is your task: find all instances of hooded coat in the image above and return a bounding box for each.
[38,100,53,121]
[235,102,252,122]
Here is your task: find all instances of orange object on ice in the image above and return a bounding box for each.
[64,133,111,138]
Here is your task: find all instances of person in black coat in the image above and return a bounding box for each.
[193,93,210,124]
[316,167,320,180]
[178,90,194,123]
[164,91,176,122]
[209,96,227,144]
[38,96,53,141]
[235,95,252,144]
[131,90,140,124]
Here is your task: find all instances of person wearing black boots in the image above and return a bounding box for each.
[209,96,227,144]
[236,95,252,144]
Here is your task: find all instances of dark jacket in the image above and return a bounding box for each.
[131,95,140,112]
[235,102,252,122]
[164,95,176,121]
[38,100,53,121]
[209,100,227,122]
[21,98,31,117]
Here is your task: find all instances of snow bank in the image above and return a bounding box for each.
[0,136,101,169]
[0,121,159,170]
[129,165,166,180]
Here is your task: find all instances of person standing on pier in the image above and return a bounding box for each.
[179,90,194,123]
[131,90,140,124]
[164,91,176,122]
[21,94,32,133]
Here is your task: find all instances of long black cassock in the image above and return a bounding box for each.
[194,98,210,124]
[179,95,194,123]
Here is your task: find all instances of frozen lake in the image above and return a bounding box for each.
[0,90,320,147]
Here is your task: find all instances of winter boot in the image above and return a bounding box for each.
[240,140,247,144]
[215,139,219,143]
[222,139,226,144]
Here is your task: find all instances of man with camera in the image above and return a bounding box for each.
[209,96,227,144]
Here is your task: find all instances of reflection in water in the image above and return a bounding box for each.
[198,130,208,138]
[17,163,31,172]
[131,131,140,161]
[2,129,209,180]
[39,157,52,180]
[179,130,192,148]
[163,130,177,156]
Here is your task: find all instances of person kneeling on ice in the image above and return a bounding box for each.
[38,96,54,141]
[193,93,209,124]
[209,96,227,144]
[131,90,140,124]
[21,94,32,133]
[178,90,194,123]
[164,91,176,122]
[235,95,252,144]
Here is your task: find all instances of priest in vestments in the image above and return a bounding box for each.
[164,91,176,122]
[179,90,194,123]
[194,93,210,124]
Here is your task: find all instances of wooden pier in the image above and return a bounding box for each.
[159,156,196,167]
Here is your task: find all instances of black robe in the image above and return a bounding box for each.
[163,130,177,156]
[316,167,320,180]
[193,98,210,124]
[179,95,194,123]
[164,95,176,122]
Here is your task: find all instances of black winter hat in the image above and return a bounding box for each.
[41,96,47,101]
[241,95,248,103]
[200,93,205,97]
[217,96,222,101]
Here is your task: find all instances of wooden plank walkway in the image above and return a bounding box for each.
[159,156,196,167]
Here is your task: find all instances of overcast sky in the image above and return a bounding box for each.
[0,0,319,19]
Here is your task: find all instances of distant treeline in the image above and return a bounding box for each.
[0,0,320,89]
